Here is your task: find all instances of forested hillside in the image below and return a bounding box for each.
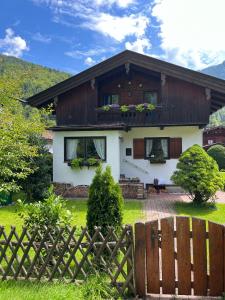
[0,54,70,100]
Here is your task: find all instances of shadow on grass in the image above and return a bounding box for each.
[175,201,217,216]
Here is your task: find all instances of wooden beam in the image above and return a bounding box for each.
[125,62,130,74]
[161,73,166,86]
[91,78,95,90]
[205,88,211,101]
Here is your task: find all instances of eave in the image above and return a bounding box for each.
[27,50,225,114]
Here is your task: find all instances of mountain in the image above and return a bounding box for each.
[201,61,225,80]
[0,54,71,99]
[201,62,225,127]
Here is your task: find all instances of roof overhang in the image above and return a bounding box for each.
[27,50,225,113]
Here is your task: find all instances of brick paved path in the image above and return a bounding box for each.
[144,191,225,221]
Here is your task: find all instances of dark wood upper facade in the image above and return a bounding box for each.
[27,51,225,130]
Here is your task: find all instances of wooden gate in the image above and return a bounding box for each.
[135,217,225,297]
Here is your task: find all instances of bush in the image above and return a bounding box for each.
[220,171,225,190]
[87,166,124,237]
[207,145,225,170]
[18,186,72,263]
[171,144,223,204]
[18,186,71,234]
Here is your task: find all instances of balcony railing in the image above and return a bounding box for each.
[97,108,161,125]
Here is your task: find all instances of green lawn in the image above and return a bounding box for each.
[0,199,144,233]
[175,201,225,224]
[0,280,82,300]
[0,275,122,300]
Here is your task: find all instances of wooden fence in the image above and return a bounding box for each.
[135,217,225,298]
[0,225,135,296]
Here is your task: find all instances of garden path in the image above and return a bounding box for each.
[144,191,225,221]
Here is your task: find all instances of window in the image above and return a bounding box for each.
[65,137,106,161]
[145,138,169,160]
[208,139,213,145]
[144,91,158,105]
[126,148,132,156]
[103,94,119,105]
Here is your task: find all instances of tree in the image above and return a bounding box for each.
[0,76,50,194]
[207,144,225,170]
[19,135,53,202]
[171,144,223,204]
[87,166,124,236]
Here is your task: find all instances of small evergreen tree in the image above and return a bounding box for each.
[87,166,124,236]
[207,144,225,170]
[171,144,223,204]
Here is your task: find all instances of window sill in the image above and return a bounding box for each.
[149,158,167,164]
[67,160,104,169]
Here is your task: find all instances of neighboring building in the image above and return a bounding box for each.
[27,50,225,197]
[203,126,225,150]
[42,130,53,153]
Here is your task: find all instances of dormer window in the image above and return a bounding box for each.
[144,91,158,105]
[103,94,119,105]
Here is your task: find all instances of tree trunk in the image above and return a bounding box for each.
[193,191,203,204]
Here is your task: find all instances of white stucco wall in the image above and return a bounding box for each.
[53,130,121,185]
[120,126,203,185]
[53,126,202,186]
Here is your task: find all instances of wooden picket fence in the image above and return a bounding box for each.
[0,225,135,296]
[1,217,225,298]
[135,216,225,298]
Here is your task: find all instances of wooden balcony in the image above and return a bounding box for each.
[97,108,161,126]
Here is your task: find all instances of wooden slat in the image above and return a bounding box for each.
[176,217,191,295]
[146,220,160,294]
[134,222,146,298]
[192,218,207,296]
[208,221,224,296]
[161,218,175,294]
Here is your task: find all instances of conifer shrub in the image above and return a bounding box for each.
[207,144,225,170]
[171,144,223,204]
[87,166,124,237]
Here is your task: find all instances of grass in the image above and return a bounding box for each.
[0,199,144,233]
[0,274,121,300]
[0,280,83,300]
[175,201,225,224]
[0,199,142,299]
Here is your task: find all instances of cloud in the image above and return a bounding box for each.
[32,0,135,9]
[32,32,51,43]
[125,37,151,54]
[152,0,225,69]
[83,13,149,42]
[32,0,149,42]
[84,57,96,66]
[65,47,116,59]
[0,28,29,57]
[94,0,135,8]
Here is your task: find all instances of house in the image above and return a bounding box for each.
[27,50,225,198]
[203,126,225,150]
[42,130,53,153]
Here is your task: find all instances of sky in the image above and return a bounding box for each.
[0,0,225,74]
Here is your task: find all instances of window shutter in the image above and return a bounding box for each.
[133,139,145,159]
[170,138,182,159]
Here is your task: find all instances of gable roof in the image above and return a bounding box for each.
[27,50,225,112]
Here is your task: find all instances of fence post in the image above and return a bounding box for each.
[134,222,146,298]
[126,225,135,296]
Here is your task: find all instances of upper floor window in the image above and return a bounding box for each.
[103,94,119,105]
[144,91,158,105]
[65,137,106,161]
